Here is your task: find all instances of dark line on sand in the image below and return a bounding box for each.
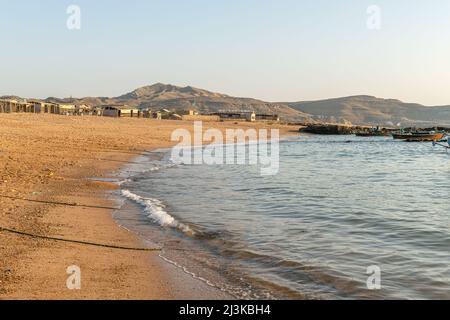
[0,226,161,252]
[0,195,120,210]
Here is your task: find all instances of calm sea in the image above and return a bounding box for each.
[114,135,450,299]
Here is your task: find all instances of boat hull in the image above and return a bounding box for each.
[392,133,445,142]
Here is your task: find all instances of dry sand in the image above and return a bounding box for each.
[0,114,299,299]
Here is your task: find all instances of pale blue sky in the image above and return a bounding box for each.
[1,0,450,105]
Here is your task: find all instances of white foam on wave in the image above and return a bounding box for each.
[117,178,131,186]
[121,189,194,235]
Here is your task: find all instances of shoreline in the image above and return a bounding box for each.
[111,149,237,300]
[0,114,299,299]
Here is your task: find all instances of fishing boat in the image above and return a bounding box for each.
[433,137,450,150]
[392,131,446,142]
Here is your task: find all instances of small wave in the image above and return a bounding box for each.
[138,164,177,175]
[117,178,131,186]
[121,189,194,235]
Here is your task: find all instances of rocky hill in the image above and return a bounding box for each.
[111,83,310,121]
[287,95,450,127]
[35,83,310,122]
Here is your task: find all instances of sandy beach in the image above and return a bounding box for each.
[0,113,297,299]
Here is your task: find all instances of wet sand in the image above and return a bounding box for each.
[0,113,298,299]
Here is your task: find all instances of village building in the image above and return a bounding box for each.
[75,104,93,115]
[211,111,256,122]
[57,104,77,115]
[154,111,162,120]
[92,106,104,116]
[139,107,150,118]
[139,107,159,119]
[101,105,141,118]
[182,109,220,121]
[157,108,183,120]
[28,100,60,114]
[255,114,280,122]
[0,99,14,113]
[207,111,280,122]
[0,99,33,113]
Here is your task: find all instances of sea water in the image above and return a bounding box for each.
[114,135,450,299]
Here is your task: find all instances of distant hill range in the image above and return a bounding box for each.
[286,95,450,127]
[3,83,450,126]
[38,83,309,122]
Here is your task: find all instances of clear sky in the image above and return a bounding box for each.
[1,0,450,105]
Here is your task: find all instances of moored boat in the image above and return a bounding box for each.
[392,131,446,142]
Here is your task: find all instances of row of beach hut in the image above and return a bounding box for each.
[0,99,91,115]
[0,99,176,119]
[0,99,145,117]
[0,99,280,122]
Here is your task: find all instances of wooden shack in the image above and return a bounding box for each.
[28,100,60,114]
[101,105,140,118]
[1,99,16,113]
[58,104,76,115]
[75,104,93,115]
[212,111,256,122]
[255,114,280,122]
[0,99,33,113]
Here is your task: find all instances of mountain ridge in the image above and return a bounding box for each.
[286,95,450,126]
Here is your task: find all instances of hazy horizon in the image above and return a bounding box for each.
[1,0,450,105]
